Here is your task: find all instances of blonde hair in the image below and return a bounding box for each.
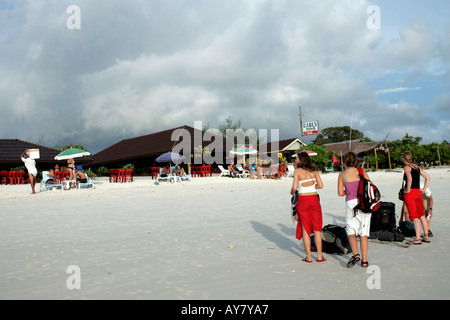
[402,151,413,163]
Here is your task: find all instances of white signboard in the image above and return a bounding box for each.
[302,121,319,136]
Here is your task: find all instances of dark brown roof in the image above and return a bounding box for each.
[90,125,230,166]
[0,139,92,169]
[324,140,386,155]
[0,139,60,163]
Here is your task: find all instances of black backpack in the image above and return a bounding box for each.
[370,202,397,233]
[370,202,405,242]
[311,224,351,254]
[397,221,416,237]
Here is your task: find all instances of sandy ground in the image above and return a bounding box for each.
[1,168,449,300]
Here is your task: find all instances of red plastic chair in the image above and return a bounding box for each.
[8,171,17,185]
[1,171,8,185]
[62,171,70,181]
[151,167,161,180]
[54,171,63,184]
[125,169,133,183]
[117,169,126,183]
[109,169,118,183]
[16,171,25,184]
[191,166,198,178]
[205,165,212,177]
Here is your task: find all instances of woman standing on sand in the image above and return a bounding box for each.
[402,151,431,245]
[290,151,325,263]
[337,152,371,268]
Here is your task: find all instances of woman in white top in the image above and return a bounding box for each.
[290,151,325,263]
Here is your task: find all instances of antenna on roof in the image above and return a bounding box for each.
[349,108,354,151]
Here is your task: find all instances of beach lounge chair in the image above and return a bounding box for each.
[287,165,295,177]
[40,171,63,191]
[218,165,231,177]
[156,167,174,183]
[236,164,249,178]
[77,176,95,189]
[180,173,193,182]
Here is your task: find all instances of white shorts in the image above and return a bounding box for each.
[345,199,372,237]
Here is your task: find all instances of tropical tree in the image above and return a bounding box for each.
[312,126,367,145]
[55,144,89,152]
[294,145,331,170]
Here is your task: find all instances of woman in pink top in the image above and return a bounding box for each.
[338,152,371,268]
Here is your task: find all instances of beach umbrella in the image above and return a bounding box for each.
[155,152,185,163]
[54,148,91,160]
[296,150,317,156]
[229,145,258,156]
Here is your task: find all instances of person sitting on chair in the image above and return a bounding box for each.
[75,168,87,187]
[46,169,59,184]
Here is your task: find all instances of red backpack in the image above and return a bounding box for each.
[354,168,381,215]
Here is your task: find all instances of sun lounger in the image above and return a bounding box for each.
[40,171,63,191]
[218,165,231,177]
[77,176,95,189]
[236,164,249,178]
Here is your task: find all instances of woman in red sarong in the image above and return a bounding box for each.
[290,152,325,263]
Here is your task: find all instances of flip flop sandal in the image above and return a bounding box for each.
[317,257,326,262]
[347,254,361,268]
[302,258,312,263]
[406,239,422,245]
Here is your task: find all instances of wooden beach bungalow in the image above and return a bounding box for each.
[89,125,231,175]
[324,139,390,169]
[257,138,307,160]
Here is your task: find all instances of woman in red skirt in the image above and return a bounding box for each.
[290,152,325,263]
[402,151,431,245]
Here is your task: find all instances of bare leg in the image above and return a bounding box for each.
[360,236,369,263]
[29,174,36,194]
[348,234,359,256]
[302,227,312,262]
[314,231,325,261]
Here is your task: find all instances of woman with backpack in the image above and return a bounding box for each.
[290,151,325,263]
[337,152,371,268]
[401,151,431,245]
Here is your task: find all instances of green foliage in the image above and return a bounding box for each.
[122,163,134,170]
[312,126,366,145]
[55,144,89,152]
[95,166,109,176]
[384,134,449,168]
[294,145,331,169]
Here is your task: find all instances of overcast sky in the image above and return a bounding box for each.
[1,0,449,153]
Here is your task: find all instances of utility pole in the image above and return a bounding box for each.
[299,106,303,145]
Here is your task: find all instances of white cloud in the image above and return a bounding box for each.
[0,0,448,152]
[376,87,422,95]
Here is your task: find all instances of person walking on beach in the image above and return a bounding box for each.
[337,152,371,268]
[20,149,37,194]
[401,151,431,245]
[290,151,325,263]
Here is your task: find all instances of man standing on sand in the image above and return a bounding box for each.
[20,149,38,194]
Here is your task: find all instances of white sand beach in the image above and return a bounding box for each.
[1,168,449,300]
